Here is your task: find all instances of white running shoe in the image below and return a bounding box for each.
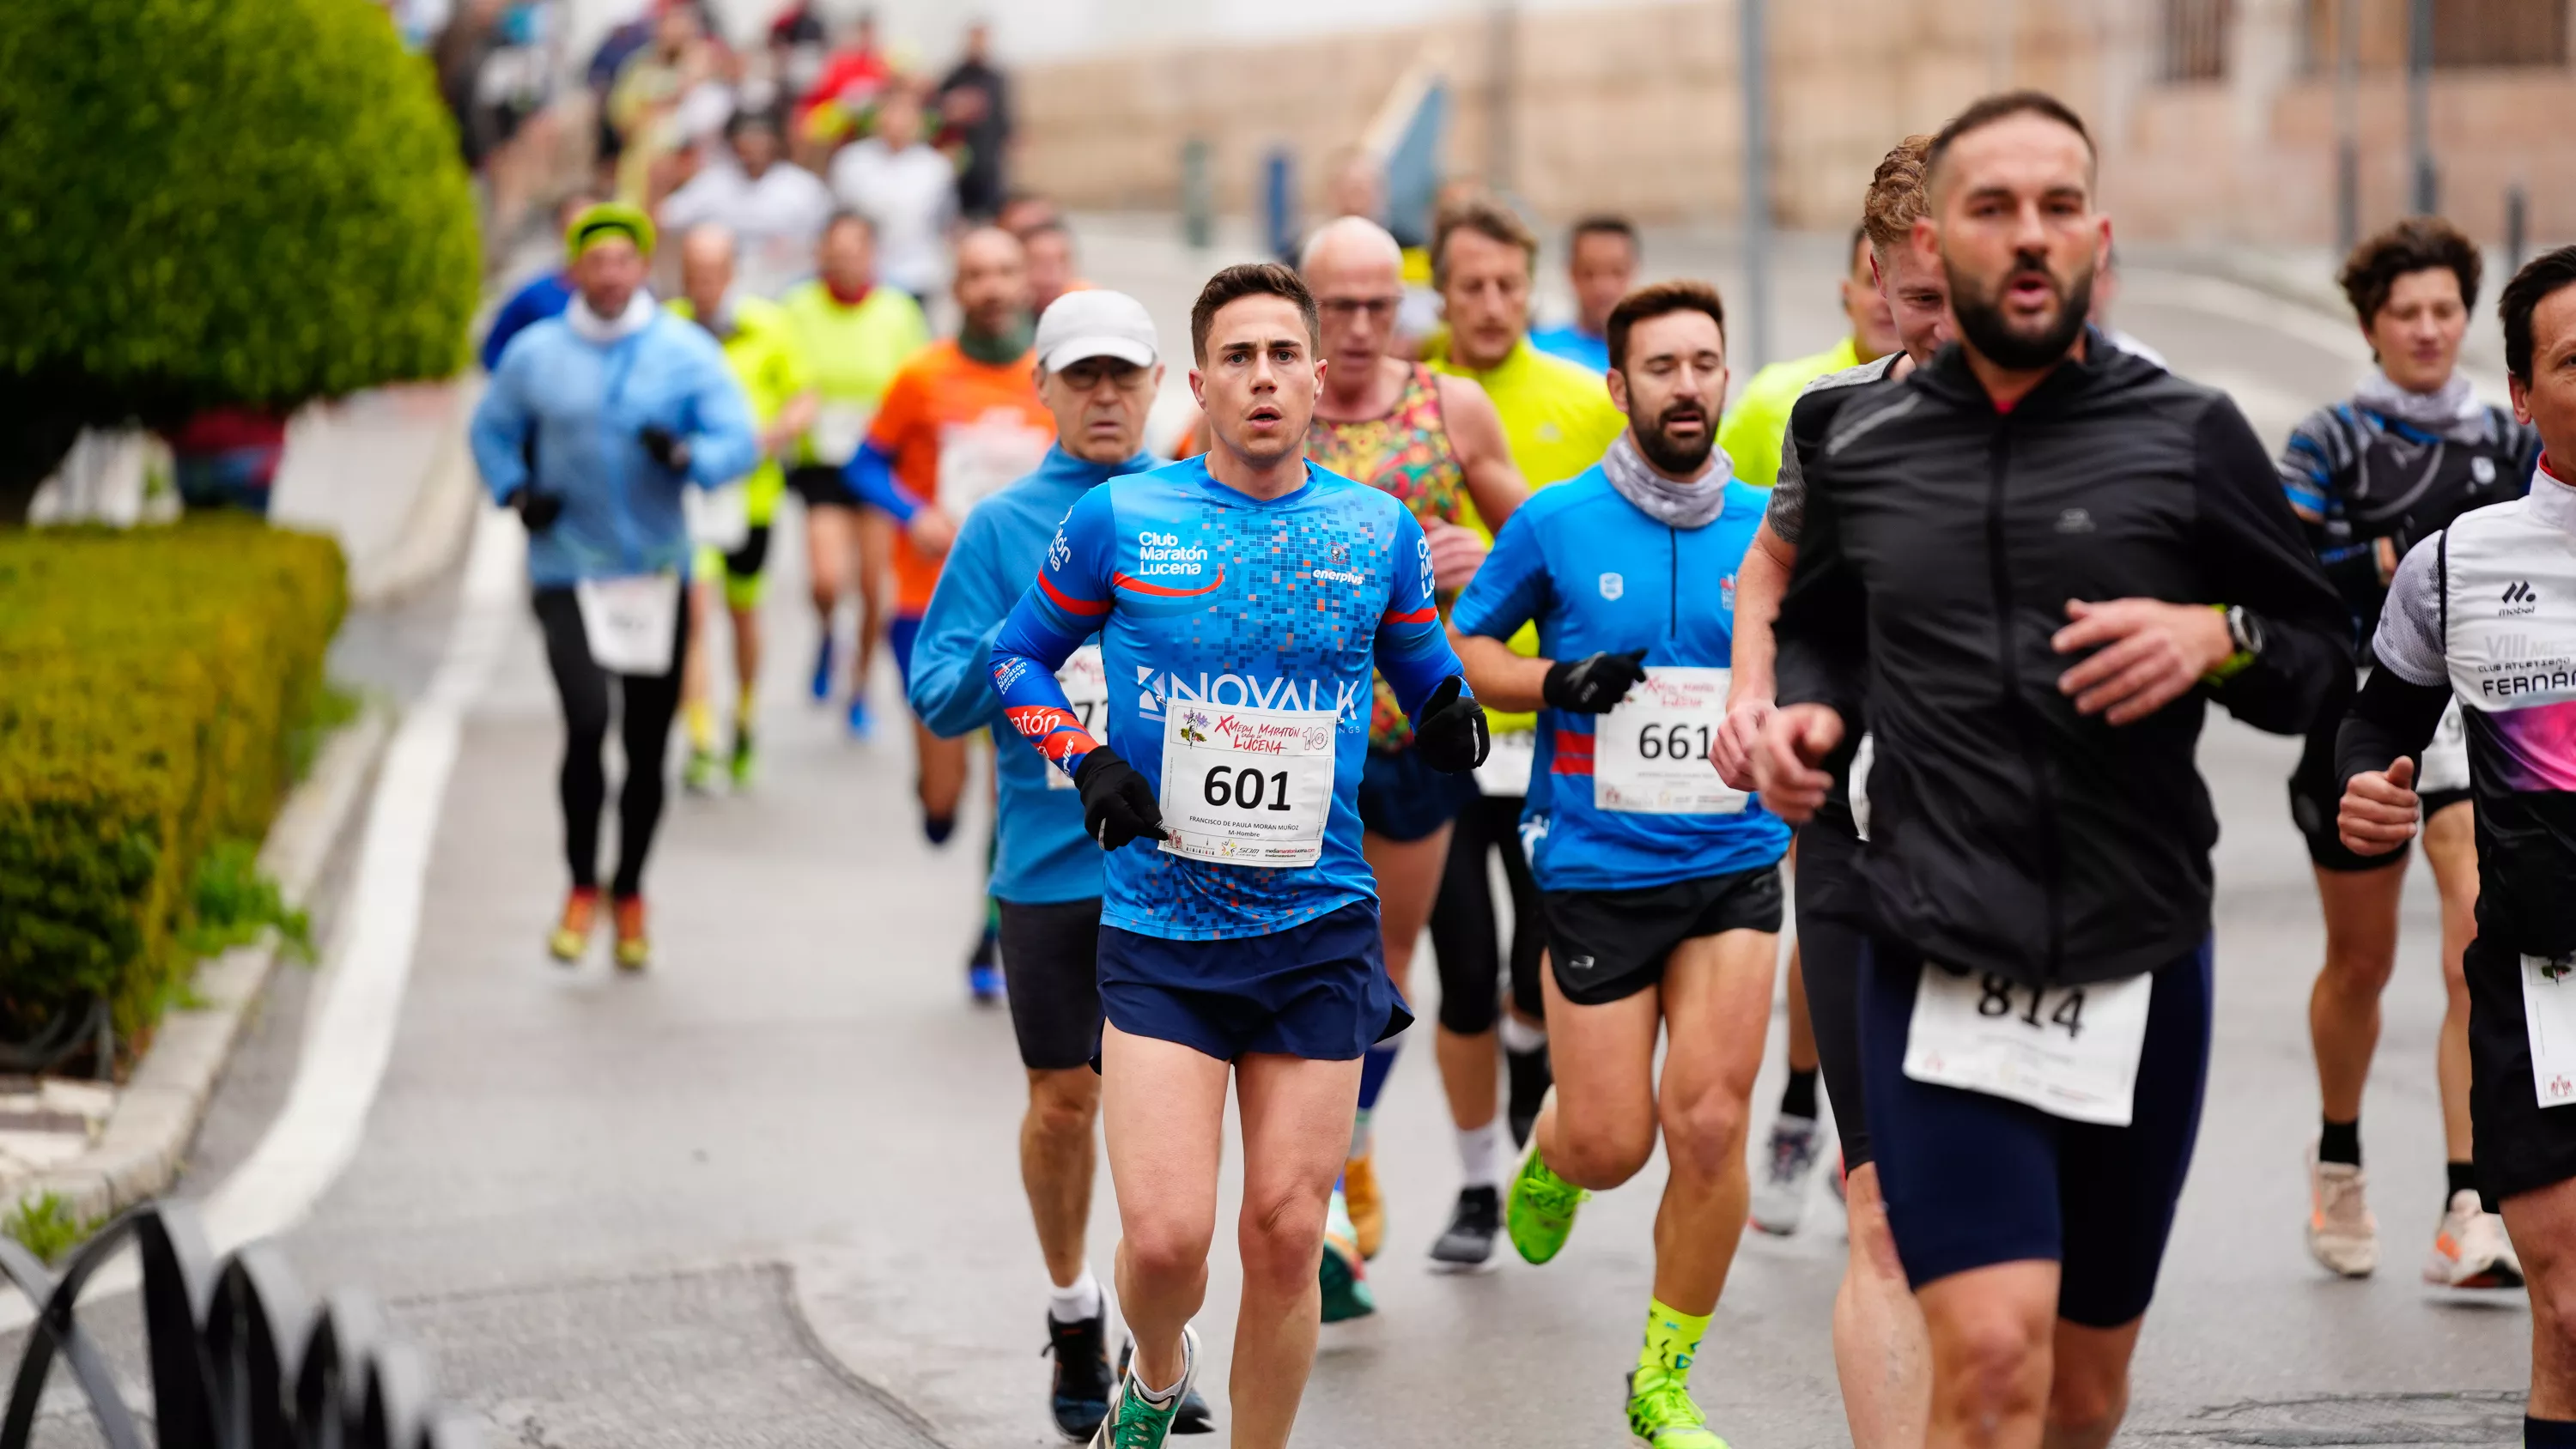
[1750,1113,1824,1236]
[2305,1145,2378,1278]
[2423,1189,2524,1289]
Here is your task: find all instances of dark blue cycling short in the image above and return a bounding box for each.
[1859,935,2212,1329]
[1357,747,1478,842]
[1097,900,1413,1064]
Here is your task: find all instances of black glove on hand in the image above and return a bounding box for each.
[638,425,691,472]
[1411,675,1489,774]
[1543,648,1649,714]
[1073,746,1167,850]
[513,487,564,532]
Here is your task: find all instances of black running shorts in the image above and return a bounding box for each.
[997,897,1104,1072]
[1545,865,1784,1007]
[2466,934,2576,1202]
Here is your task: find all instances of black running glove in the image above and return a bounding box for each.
[1073,746,1167,850]
[1542,648,1649,714]
[638,424,692,472]
[513,486,564,532]
[1411,675,1489,774]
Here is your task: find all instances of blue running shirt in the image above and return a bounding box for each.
[1452,464,1790,891]
[990,455,1469,941]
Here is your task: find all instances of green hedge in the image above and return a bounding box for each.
[0,521,345,1047]
[0,0,481,503]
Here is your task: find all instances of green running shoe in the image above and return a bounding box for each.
[682,745,720,794]
[1506,1143,1590,1265]
[728,724,757,788]
[1319,1185,1377,1322]
[1626,1366,1728,1448]
[1091,1325,1198,1449]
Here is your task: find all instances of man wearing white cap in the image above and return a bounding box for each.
[906,288,1214,1441]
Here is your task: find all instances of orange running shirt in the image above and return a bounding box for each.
[865,339,1055,615]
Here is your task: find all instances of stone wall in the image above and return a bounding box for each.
[1009,0,2572,246]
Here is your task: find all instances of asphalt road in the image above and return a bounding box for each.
[27,221,2537,1448]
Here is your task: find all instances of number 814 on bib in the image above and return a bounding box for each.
[1903,965,2154,1126]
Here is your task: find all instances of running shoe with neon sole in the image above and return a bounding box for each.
[1090,1324,1199,1449]
[2306,1144,2377,1276]
[810,634,836,701]
[1506,1139,1590,1265]
[1117,1341,1216,1434]
[1342,1150,1385,1259]
[1626,1367,1730,1448]
[728,724,757,789]
[611,894,651,973]
[1749,1113,1823,1236]
[547,888,599,964]
[2423,1189,2524,1289]
[1320,1186,1377,1322]
[682,745,720,794]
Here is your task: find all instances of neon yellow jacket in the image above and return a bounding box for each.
[1718,336,1864,490]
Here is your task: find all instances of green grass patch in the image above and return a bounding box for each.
[3,1191,106,1266]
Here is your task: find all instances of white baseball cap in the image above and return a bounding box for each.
[1034,289,1159,374]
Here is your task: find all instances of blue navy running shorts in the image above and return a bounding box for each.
[1097,900,1412,1064]
[1859,935,2212,1328]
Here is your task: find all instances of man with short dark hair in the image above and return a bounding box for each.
[1531,215,1639,373]
[2336,243,2576,1449]
[1755,92,2350,1449]
[1455,279,1787,1449]
[657,110,833,298]
[907,289,1212,1442]
[989,262,1488,1449]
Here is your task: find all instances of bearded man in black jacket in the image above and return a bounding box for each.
[1752,91,2350,1449]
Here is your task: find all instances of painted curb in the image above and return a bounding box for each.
[12,705,394,1228]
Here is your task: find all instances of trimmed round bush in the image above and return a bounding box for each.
[0,0,482,515]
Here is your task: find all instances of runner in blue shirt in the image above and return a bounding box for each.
[905,288,1209,1441]
[1453,279,1787,1449]
[987,263,1487,1449]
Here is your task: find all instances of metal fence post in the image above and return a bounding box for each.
[2407,0,2437,215]
[1181,136,1213,252]
[2335,0,2359,255]
[2507,184,2530,273]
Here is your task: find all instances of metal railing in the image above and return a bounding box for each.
[2160,0,2238,82]
[2300,0,2570,70]
[0,1201,477,1449]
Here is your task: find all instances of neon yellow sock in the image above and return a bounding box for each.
[1637,1298,1711,1380]
[735,683,757,727]
[685,698,715,751]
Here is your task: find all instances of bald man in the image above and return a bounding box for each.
[1297,215,1535,1270]
[846,223,1055,996]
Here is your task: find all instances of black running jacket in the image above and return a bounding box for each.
[1775,334,2351,986]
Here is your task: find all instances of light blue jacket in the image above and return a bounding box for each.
[908,446,1153,905]
[471,309,759,586]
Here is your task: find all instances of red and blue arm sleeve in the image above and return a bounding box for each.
[991,488,1118,780]
[1374,506,1471,721]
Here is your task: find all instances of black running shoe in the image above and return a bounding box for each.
[1506,1043,1552,1148]
[1044,1312,1113,1440]
[1429,1184,1501,1270]
[1119,1338,1217,1434]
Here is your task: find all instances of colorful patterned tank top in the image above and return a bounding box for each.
[1307,364,1466,751]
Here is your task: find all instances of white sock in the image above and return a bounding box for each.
[1499,1015,1546,1053]
[1048,1267,1103,1324]
[1349,1109,1374,1161]
[1134,1330,1192,1401]
[1457,1119,1506,1189]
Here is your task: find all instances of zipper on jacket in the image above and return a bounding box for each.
[1980,419,2068,982]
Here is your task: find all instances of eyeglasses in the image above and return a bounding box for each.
[1316,296,1403,320]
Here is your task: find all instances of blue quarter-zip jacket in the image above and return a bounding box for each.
[471,309,759,586]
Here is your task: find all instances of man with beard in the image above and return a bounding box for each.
[1455,280,1789,1449]
[1752,93,2350,1449]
